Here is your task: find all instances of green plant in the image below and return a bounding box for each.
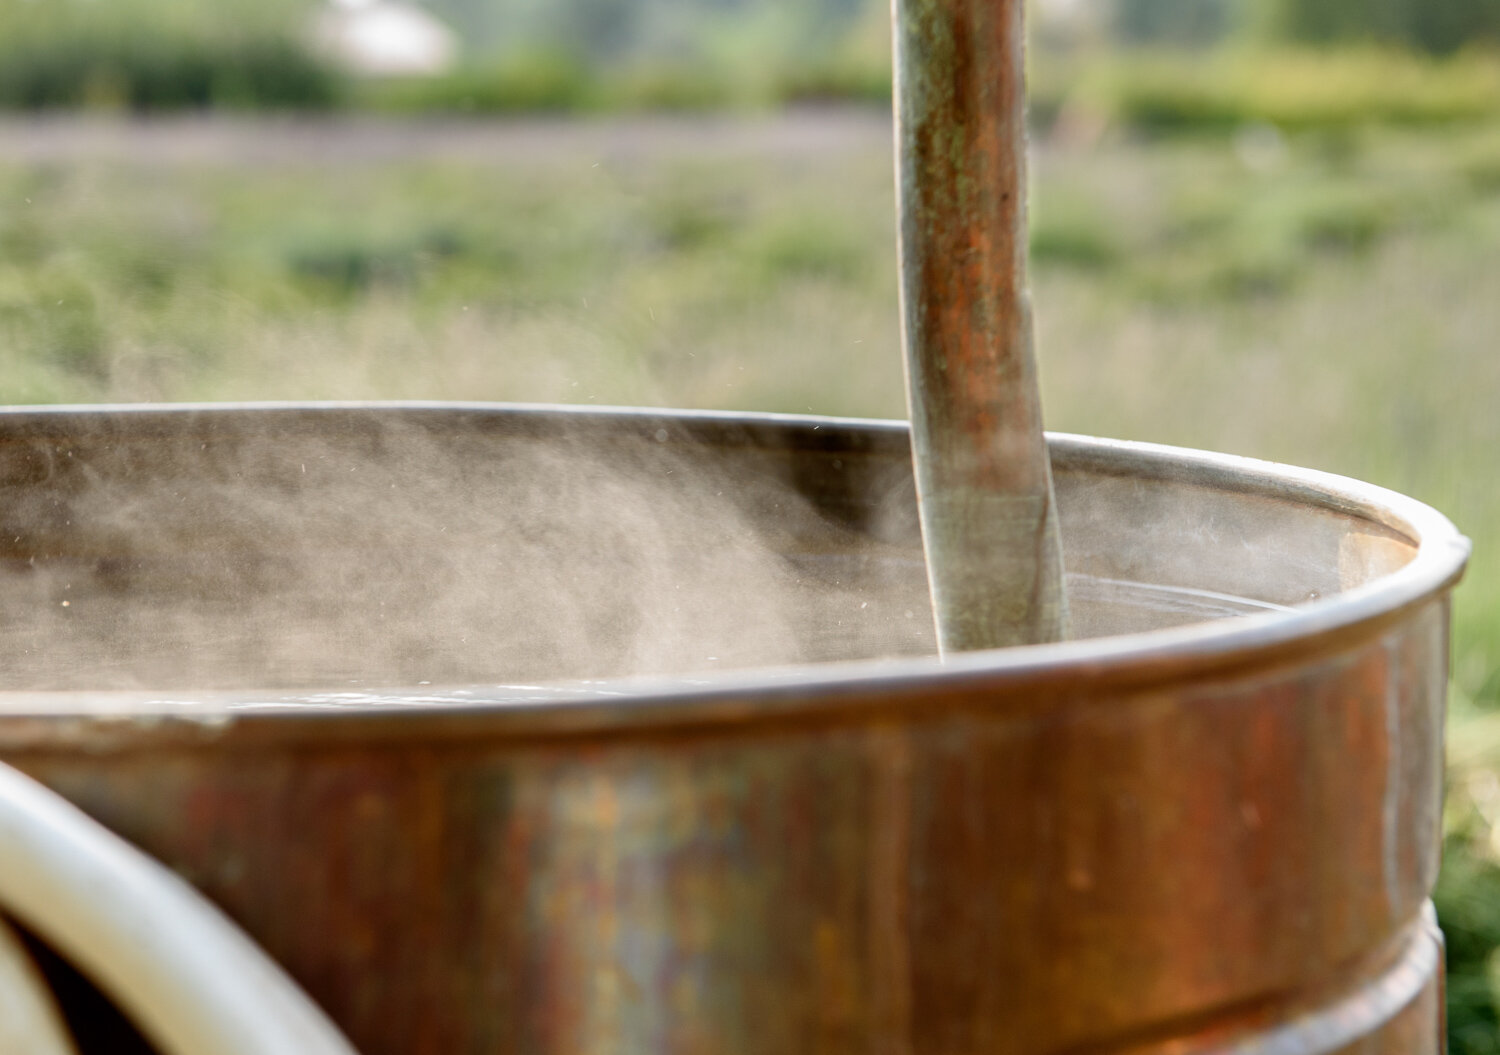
[365,53,598,114]
[1039,48,1500,137]
[1254,0,1500,55]
[0,0,338,111]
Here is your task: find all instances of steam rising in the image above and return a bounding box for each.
[0,407,1417,695]
[0,407,935,691]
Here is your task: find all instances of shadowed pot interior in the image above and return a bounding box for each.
[0,402,1470,1055]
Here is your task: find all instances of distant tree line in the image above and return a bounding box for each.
[424,0,872,67]
[1110,0,1500,52]
[1110,0,1241,46]
[1253,0,1500,54]
[424,0,1500,61]
[4,0,1496,116]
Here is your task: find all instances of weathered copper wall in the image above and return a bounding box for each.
[0,407,1466,1055]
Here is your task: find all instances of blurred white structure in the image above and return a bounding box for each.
[312,0,458,78]
[1032,0,1106,32]
[1036,0,1091,19]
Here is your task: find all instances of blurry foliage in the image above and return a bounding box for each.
[1254,0,1500,54]
[1031,128,1439,301]
[1440,709,1500,1055]
[1111,0,1240,47]
[368,52,603,113]
[1033,49,1500,137]
[1,0,1498,121]
[1439,822,1500,1055]
[1029,192,1122,270]
[1100,0,1500,53]
[424,0,874,70]
[365,56,891,115]
[0,142,895,405]
[364,54,764,114]
[372,0,891,113]
[0,0,337,110]
[0,0,893,114]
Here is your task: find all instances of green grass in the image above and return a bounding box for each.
[1033,47,1500,135]
[3,113,1500,1046]
[0,126,900,411]
[360,55,893,114]
[0,0,892,115]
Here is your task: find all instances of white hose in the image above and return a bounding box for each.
[0,914,77,1055]
[0,762,360,1055]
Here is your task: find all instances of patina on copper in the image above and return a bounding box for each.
[0,403,1468,1055]
[895,0,1067,650]
[0,8,1468,1054]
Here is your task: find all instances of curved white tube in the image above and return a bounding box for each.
[0,762,359,1055]
[0,915,77,1055]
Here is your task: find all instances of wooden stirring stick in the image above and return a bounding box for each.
[894,0,1068,651]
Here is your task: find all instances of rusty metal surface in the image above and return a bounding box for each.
[0,404,1470,1055]
[895,0,1067,651]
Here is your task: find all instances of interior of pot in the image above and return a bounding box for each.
[0,403,1417,693]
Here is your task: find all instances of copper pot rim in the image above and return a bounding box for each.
[0,402,1471,743]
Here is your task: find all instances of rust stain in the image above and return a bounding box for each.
[896,0,1067,649]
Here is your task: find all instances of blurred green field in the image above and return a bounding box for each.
[3,110,1500,1046]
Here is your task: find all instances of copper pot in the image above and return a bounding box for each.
[0,403,1467,1055]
